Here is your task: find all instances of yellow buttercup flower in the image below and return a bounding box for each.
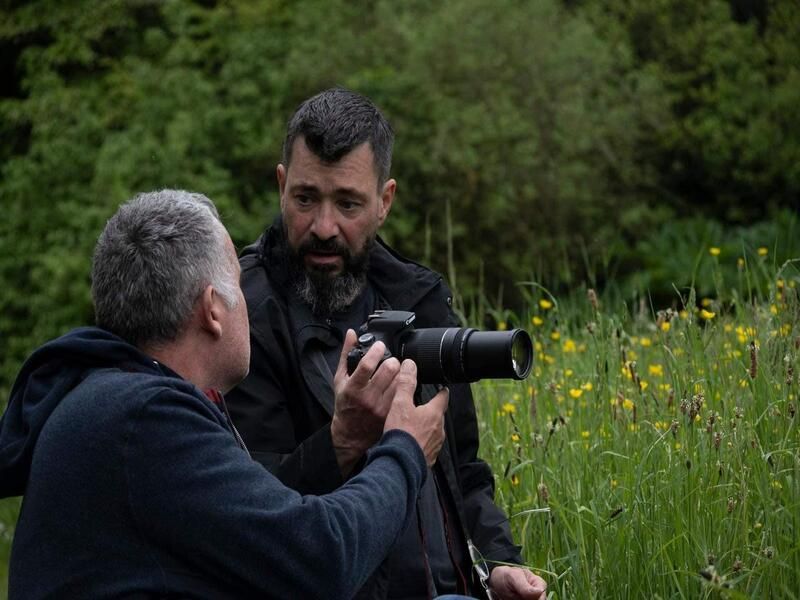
[501,402,516,414]
[758,247,768,257]
[660,321,671,332]
[709,247,721,256]
[700,309,715,320]
[550,331,561,342]
[562,338,577,353]
[532,316,544,326]
[569,388,583,399]
[539,299,553,310]
[648,364,663,377]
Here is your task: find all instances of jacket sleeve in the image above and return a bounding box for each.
[225,263,343,496]
[448,381,523,566]
[125,388,426,599]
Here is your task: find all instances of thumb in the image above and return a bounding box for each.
[393,359,418,404]
[422,386,449,416]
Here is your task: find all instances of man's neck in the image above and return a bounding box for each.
[142,335,215,392]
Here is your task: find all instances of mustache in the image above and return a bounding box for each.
[298,235,351,258]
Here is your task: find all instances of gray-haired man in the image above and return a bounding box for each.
[0,189,449,599]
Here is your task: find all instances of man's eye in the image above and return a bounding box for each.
[295,195,313,206]
[339,200,360,211]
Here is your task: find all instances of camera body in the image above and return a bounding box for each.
[346,310,417,375]
[346,310,533,384]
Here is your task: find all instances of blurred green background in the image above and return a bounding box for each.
[1,0,799,590]
[2,0,800,397]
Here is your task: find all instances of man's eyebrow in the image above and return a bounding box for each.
[288,181,370,202]
[288,182,319,193]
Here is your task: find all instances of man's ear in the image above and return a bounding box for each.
[277,163,287,210]
[378,178,396,226]
[197,284,223,339]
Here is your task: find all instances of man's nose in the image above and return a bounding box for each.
[310,202,339,240]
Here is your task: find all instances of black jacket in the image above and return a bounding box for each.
[227,220,522,598]
[0,327,427,599]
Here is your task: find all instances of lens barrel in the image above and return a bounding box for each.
[399,327,533,383]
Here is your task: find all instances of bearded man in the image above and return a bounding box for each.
[227,89,546,600]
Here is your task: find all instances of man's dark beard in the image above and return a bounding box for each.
[286,233,373,317]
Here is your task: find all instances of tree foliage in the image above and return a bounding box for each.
[1,0,798,400]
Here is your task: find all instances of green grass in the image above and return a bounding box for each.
[1,253,798,599]
[476,261,800,598]
[0,498,18,600]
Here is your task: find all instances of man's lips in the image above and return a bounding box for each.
[305,252,342,266]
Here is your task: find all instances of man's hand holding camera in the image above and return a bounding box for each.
[331,329,448,475]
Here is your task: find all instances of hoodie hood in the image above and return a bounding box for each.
[0,327,161,498]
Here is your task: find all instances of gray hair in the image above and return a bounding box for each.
[92,189,239,348]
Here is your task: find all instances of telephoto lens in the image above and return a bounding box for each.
[400,326,533,384]
[346,311,534,384]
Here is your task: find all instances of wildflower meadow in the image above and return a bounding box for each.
[474,248,800,598]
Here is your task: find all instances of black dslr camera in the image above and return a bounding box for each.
[346,310,533,384]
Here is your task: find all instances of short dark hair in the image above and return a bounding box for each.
[91,190,238,348]
[282,88,394,186]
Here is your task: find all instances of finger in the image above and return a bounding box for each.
[380,372,401,405]
[523,570,541,586]
[509,569,546,599]
[529,574,547,598]
[369,356,401,394]
[348,341,388,387]
[335,329,359,382]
